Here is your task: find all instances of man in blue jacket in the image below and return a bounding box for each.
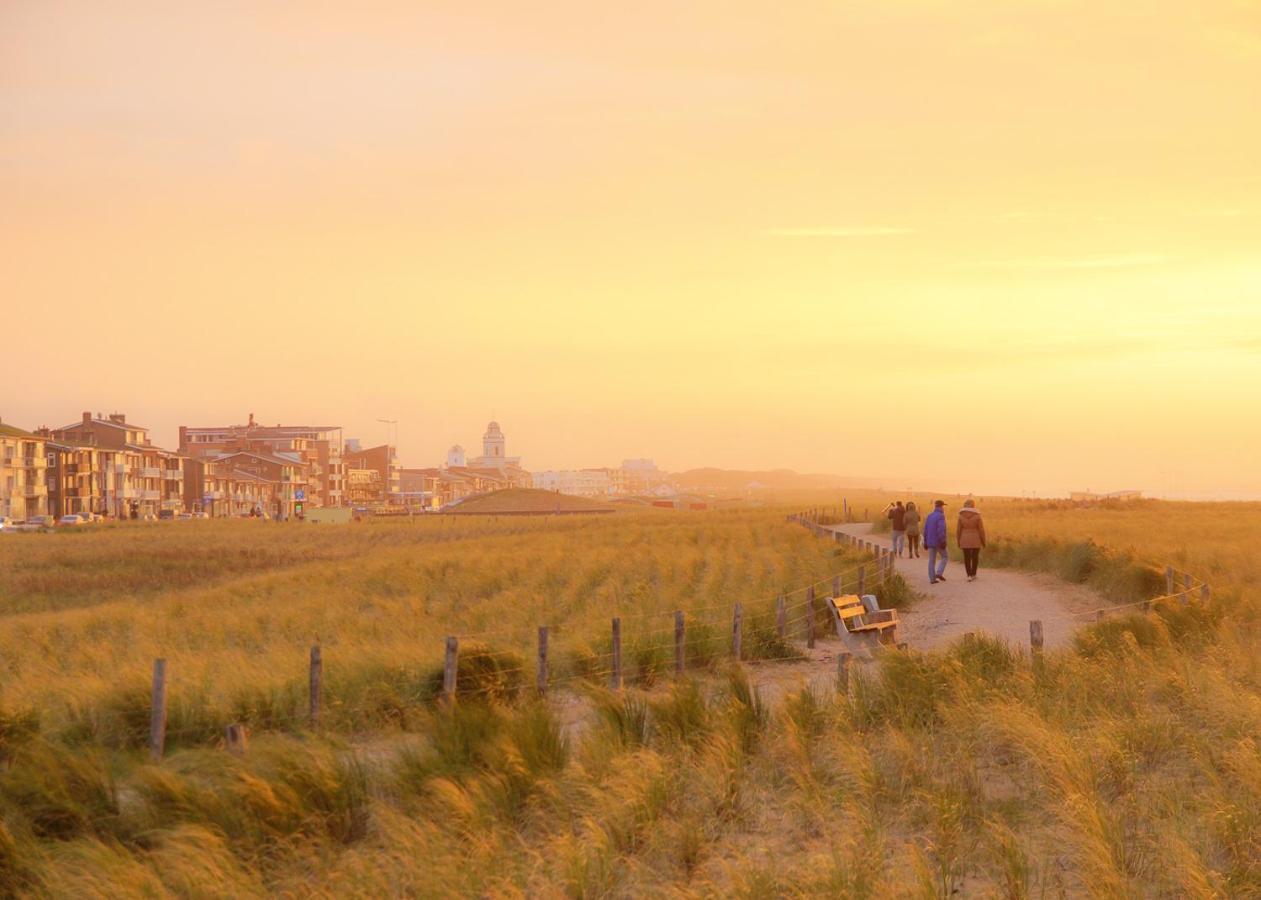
[923,500,949,584]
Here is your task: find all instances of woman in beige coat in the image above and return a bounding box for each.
[956,498,986,581]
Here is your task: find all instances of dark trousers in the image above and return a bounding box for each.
[963,548,980,577]
[907,534,920,555]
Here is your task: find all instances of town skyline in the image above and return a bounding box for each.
[1,405,1253,502]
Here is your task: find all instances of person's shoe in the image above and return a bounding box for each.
[929,578,939,584]
[937,574,947,581]
[967,575,975,582]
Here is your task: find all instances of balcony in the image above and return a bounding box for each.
[140,489,160,501]
[163,469,182,480]
[141,467,162,479]
[122,488,140,499]
[23,483,47,496]
[22,457,47,469]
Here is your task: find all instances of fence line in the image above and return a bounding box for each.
[139,514,898,757]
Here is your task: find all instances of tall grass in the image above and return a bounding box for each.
[2,495,1259,894]
[0,509,869,746]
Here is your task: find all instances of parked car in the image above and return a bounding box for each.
[0,516,14,532]
[27,515,57,531]
[175,512,193,520]
[158,509,176,521]
[191,511,209,519]
[58,514,85,527]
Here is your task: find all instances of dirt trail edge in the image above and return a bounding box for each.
[827,522,1102,651]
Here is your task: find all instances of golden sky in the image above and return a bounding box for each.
[3,1,1260,497]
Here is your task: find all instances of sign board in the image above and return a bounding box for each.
[295,489,306,500]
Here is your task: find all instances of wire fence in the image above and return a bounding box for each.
[137,516,900,756]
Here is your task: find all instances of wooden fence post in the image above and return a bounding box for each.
[149,658,167,762]
[1029,620,1043,654]
[1095,609,1104,622]
[858,566,866,595]
[776,595,786,638]
[832,575,841,597]
[806,586,816,649]
[309,644,322,728]
[225,723,248,756]
[837,652,851,695]
[1165,566,1174,595]
[675,611,685,677]
[443,636,458,702]
[1184,573,1193,592]
[611,617,623,690]
[732,603,743,662]
[1200,584,1210,605]
[537,626,549,696]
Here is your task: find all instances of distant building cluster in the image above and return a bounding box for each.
[1,410,399,521]
[1,410,683,522]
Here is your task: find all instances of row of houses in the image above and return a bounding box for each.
[0,411,403,521]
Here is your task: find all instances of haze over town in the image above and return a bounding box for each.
[4,1,1260,499]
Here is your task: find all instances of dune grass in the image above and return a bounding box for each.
[1,497,1258,895]
[0,509,888,750]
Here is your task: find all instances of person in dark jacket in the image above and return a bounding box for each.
[903,501,922,558]
[956,498,987,581]
[886,501,907,557]
[923,500,949,583]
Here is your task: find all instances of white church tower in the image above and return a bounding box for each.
[482,421,505,461]
[445,444,466,468]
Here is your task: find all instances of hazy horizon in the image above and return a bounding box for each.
[4,2,1259,500]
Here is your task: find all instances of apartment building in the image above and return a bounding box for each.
[343,443,401,505]
[48,412,184,517]
[399,467,440,509]
[186,448,307,519]
[0,422,50,520]
[43,441,120,518]
[179,415,343,507]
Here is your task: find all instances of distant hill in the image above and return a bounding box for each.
[445,488,616,515]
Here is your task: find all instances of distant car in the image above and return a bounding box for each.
[28,515,57,531]
[175,512,193,520]
[158,509,175,521]
[191,511,209,519]
[0,516,14,532]
[76,511,99,523]
[57,514,84,527]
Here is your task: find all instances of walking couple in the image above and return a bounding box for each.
[888,498,987,584]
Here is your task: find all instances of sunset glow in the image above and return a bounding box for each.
[4,1,1259,497]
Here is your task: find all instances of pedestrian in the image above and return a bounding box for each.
[924,499,949,583]
[886,501,907,557]
[904,501,922,558]
[957,498,987,581]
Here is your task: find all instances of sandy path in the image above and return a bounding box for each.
[827,522,1102,651]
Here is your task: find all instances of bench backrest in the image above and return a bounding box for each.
[829,594,868,631]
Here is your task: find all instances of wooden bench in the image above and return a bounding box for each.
[828,594,898,645]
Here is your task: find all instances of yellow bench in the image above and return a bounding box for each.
[828,594,898,645]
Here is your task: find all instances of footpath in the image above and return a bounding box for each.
[826,522,1103,650]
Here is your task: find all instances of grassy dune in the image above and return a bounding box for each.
[0,511,890,747]
[1,500,1259,896]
